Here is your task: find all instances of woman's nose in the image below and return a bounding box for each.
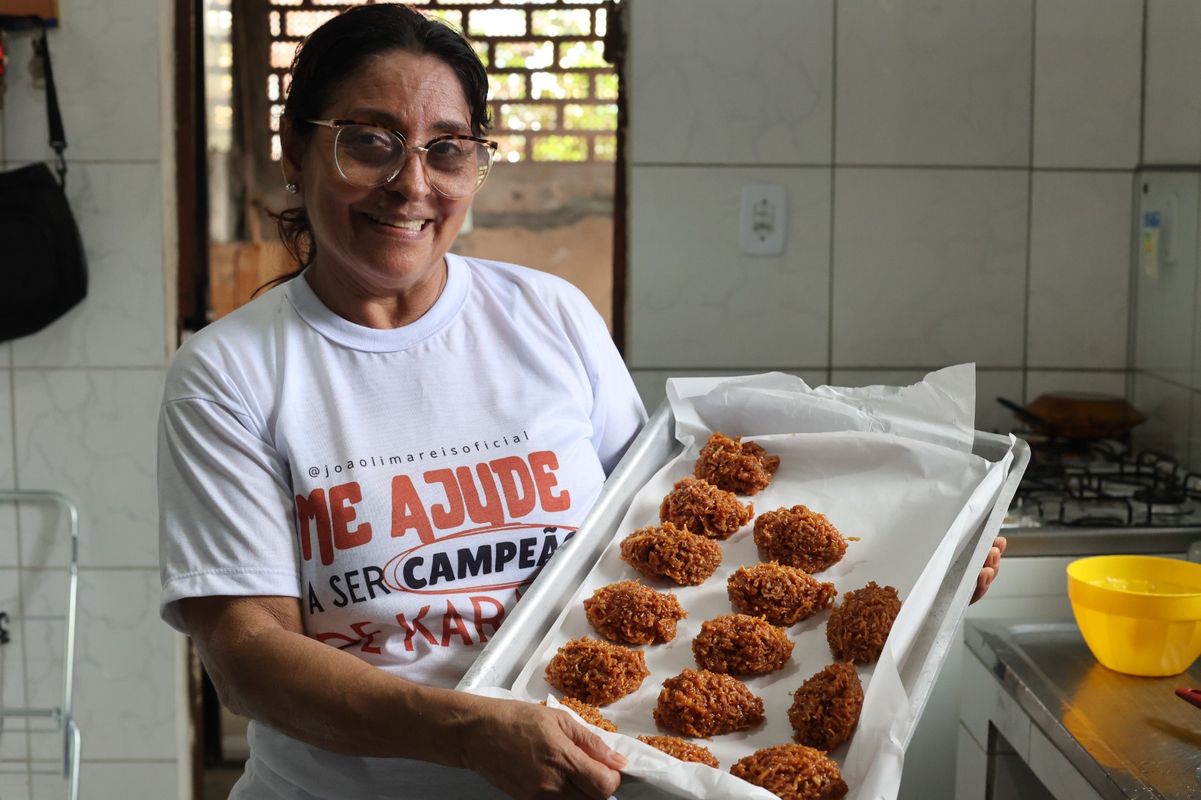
[385,149,432,198]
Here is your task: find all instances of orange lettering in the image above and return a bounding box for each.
[470,595,506,643]
[295,489,333,565]
[349,621,383,655]
[330,482,372,551]
[490,456,536,519]
[457,464,505,526]
[440,599,473,647]
[529,450,570,512]
[396,606,437,652]
[314,631,355,648]
[424,468,466,529]
[391,475,435,544]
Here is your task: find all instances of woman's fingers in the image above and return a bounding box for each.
[971,538,1006,604]
[561,719,625,798]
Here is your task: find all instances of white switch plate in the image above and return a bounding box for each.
[739,183,787,256]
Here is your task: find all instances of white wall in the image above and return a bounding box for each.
[624,2,1200,799]
[0,1,180,798]
[624,0,1188,438]
[1128,0,1201,466]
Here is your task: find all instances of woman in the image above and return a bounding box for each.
[160,6,1007,799]
[159,5,643,798]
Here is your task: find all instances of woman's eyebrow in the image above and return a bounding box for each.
[341,109,470,135]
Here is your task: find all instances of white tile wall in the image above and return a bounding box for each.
[1132,172,1199,384]
[835,0,1033,166]
[1024,370,1128,401]
[11,163,167,369]
[1143,0,1201,164]
[627,0,833,165]
[1032,0,1142,169]
[626,0,1198,466]
[25,571,175,762]
[0,0,180,796]
[1026,172,1133,368]
[2,0,161,163]
[13,369,164,569]
[627,166,831,369]
[33,761,177,800]
[1132,372,1192,459]
[830,169,1028,368]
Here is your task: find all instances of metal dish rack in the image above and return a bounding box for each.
[0,490,81,800]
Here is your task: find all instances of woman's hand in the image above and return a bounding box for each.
[469,698,625,800]
[970,535,1007,604]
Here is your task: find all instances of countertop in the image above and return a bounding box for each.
[965,619,1201,799]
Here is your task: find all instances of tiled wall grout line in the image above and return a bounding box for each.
[1020,0,1039,404]
[826,0,839,388]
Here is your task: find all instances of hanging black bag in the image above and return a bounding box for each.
[0,16,87,342]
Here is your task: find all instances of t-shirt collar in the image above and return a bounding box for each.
[286,253,470,352]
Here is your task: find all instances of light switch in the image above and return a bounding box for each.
[739,184,787,256]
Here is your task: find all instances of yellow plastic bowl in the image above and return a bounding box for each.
[1067,555,1201,676]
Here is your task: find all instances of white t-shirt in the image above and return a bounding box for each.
[159,254,646,798]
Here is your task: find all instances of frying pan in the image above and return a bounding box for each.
[996,392,1147,440]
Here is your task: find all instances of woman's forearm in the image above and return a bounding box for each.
[187,597,484,767]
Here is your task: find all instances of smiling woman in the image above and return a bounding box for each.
[159,5,646,800]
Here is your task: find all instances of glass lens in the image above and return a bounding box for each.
[331,124,494,197]
[333,124,403,187]
[424,138,493,198]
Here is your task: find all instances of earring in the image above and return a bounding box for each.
[285,182,298,194]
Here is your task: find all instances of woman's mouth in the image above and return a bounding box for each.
[364,213,429,232]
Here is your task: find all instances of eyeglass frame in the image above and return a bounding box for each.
[306,118,499,198]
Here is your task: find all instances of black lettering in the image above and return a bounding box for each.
[458,546,492,578]
[519,537,537,569]
[363,566,391,600]
[345,570,366,603]
[429,552,456,585]
[495,541,518,571]
[402,556,428,589]
[307,582,325,614]
[329,574,348,608]
[390,456,403,465]
[536,535,559,567]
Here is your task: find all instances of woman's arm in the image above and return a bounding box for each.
[181,595,625,799]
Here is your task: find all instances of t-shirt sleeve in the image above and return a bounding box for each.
[158,393,301,633]
[568,296,648,475]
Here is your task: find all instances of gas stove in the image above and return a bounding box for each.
[1002,433,1201,530]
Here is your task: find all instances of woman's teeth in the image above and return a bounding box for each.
[367,214,425,231]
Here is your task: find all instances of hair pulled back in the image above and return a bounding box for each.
[271,4,490,275]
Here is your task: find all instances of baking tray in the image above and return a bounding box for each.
[459,400,1029,787]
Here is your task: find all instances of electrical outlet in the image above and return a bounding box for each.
[738,184,787,256]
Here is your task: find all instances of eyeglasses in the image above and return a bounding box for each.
[307,119,498,199]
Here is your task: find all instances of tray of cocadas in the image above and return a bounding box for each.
[459,366,1028,800]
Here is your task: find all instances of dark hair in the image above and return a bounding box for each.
[265,4,490,287]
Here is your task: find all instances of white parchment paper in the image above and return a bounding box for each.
[504,366,1016,800]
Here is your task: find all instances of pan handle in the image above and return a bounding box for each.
[1176,687,1201,710]
[996,397,1046,426]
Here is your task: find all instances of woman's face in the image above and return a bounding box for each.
[284,49,475,310]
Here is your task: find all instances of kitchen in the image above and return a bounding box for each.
[0,0,1199,798]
